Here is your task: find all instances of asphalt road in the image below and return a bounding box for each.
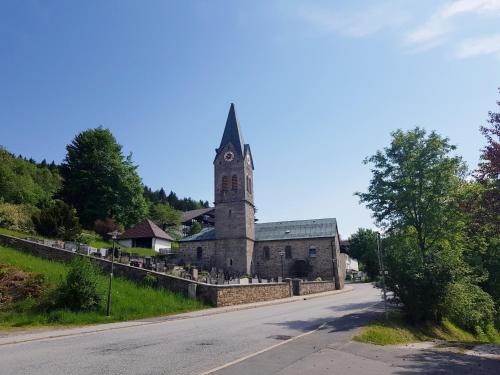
[0,284,381,375]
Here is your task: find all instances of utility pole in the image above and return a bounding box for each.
[106,230,121,317]
[377,232,388,320]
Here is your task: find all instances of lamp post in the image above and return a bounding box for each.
[278,250,285,280]
[106,230,121,317]
[376,232,388,320]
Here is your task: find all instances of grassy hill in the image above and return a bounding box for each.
[0,246,207,329]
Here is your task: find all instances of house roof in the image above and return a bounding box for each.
[180,218,338,242]
[119,219,174,241]
[218,103,245,157]
[180,207,215,224]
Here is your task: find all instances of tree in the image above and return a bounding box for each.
[32,200,81,241]
[150,203,182,232]
[56,257,101,311]
[477,88,500,181]
[187,221,202,236]
[348,228,379,280]
[0,147,60,207]
[357,128,468,323]
[60,127,147,228]
[357,127,465,255]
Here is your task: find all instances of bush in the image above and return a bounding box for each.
[33,200,81,240]
[143,273,158,288]
[56,257,102,311]
[94,218,122,239]
[442,282,495,332]
[0,202,36,233]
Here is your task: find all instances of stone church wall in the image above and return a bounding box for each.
[253,237,339,281]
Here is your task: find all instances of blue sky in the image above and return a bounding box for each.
[1,0,499,237]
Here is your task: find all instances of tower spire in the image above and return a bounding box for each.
[219,103,244,157]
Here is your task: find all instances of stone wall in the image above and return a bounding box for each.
[298,280,336,295]
[0,234,293,307]
[214,282,291,307]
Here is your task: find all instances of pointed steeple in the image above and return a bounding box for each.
[219,103,244,157]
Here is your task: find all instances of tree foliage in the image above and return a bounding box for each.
[56,257,101,311]
[0,147,60,207]
[60,127,147,228]
[0,202,36,233]
[143,187,209,211]
[348,228,379,280]
[358,128,469,323]
[150,203,182,232]
[32,200,81,241]
[187,221,202,236]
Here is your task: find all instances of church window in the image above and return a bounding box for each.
[247,176,252,194]
[197,247,203,260]
[232,175,238,191]
[309,247,317,258]
[285,246,292,259]
[264,246,270,260]
[222,176,228,191]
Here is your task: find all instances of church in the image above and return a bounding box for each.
[178,104,344,286]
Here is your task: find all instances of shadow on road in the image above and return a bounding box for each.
[267,304,385,334]
[392,349,500,375]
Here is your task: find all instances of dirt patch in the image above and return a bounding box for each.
[0,264,45,305]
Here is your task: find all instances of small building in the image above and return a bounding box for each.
[180,207,215,237]
[118,219,173,252]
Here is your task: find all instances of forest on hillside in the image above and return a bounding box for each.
[0,127,209,241]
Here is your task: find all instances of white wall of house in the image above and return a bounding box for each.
[153,238,172,252]
[118,238,171,253]
[346,256,359,272]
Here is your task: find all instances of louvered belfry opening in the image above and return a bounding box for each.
[231,175,238,191]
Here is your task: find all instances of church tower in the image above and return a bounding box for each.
[214,103,255,276]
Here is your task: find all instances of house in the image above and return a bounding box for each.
[118,219,173,252]
[180,207,215,236]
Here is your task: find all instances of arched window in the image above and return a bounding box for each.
[197,247,203,260]
[222,176,228,191]
[247,176,252,194]
[231,175,238,191]
[263,246,270,260]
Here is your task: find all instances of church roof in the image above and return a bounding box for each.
[119,219,174,241]
[218,103,244,157]
[179,218,338,242]
[255,218,338,241]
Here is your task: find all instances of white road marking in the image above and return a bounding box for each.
[197,323,327,375]
[197,302,383,375]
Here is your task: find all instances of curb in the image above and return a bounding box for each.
[0,286,354,346]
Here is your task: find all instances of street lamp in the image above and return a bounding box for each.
[376,232,388,320]
[106,230,121,317]
[278,250,285,280]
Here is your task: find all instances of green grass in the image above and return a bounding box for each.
[0,246,208,329]
[125,247,157,257]
[0,228,160,256]
[0,227,43,240]
[353,311,500,346]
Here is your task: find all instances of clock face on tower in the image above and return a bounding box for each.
[224,151,234,162]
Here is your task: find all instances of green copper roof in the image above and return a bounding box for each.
[180,218,338,242]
